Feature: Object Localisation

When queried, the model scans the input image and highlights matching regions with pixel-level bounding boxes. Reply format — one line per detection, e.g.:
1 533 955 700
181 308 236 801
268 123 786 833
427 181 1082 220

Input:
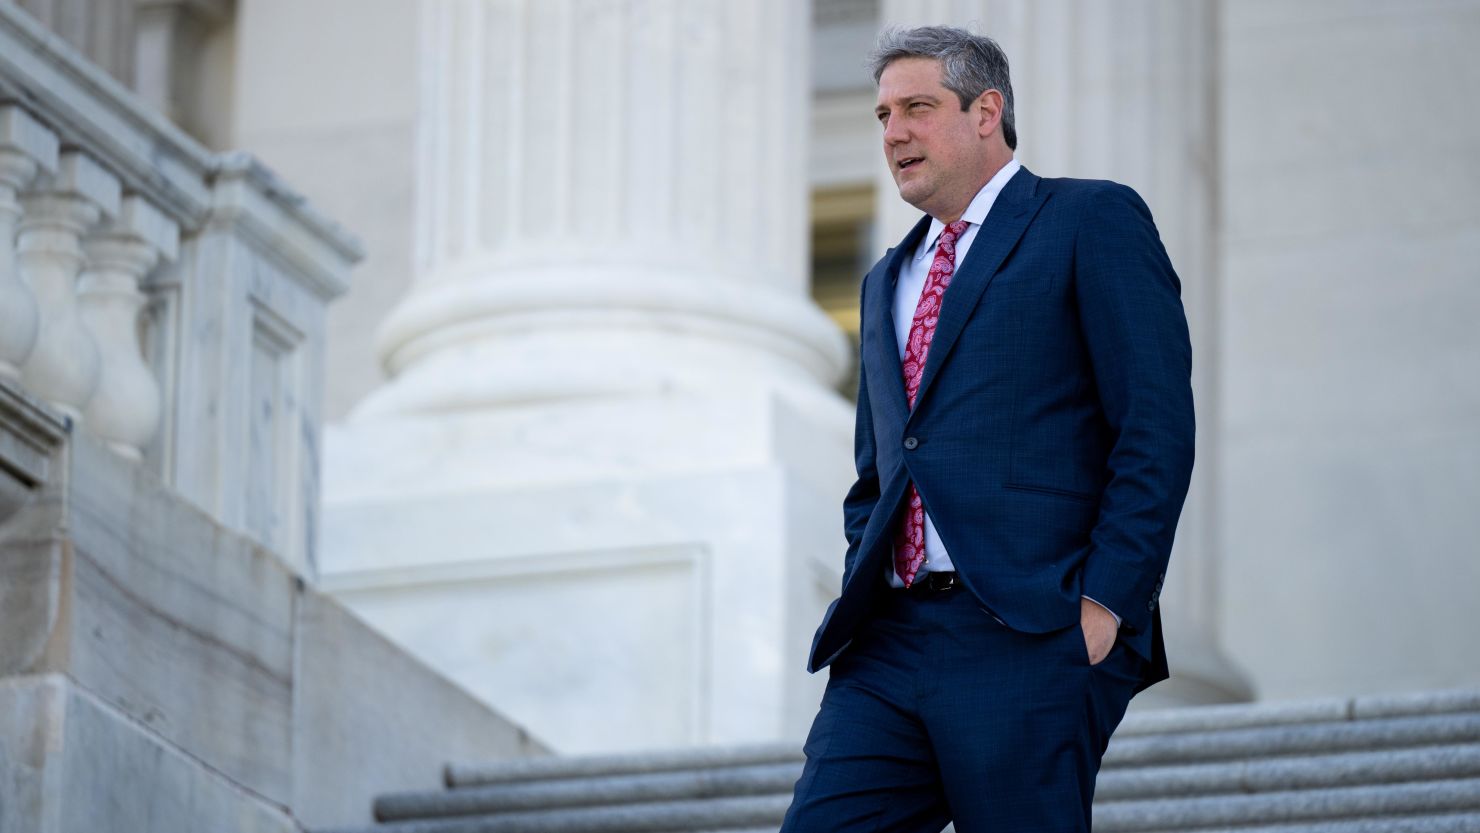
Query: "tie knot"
939 220 969 249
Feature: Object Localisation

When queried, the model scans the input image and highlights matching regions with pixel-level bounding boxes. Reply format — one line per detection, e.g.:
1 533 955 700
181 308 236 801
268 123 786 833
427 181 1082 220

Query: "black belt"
903 571 962 592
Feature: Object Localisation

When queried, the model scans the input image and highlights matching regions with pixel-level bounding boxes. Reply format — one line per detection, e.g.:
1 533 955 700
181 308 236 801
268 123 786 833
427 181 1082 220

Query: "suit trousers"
781 586 1143 833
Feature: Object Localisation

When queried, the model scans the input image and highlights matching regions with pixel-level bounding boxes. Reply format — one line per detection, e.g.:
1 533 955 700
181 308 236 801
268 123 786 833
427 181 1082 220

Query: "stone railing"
0 2 360 575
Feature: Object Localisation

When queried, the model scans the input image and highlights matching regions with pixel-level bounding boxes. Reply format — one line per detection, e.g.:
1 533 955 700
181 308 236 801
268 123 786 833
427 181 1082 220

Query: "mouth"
896 156 923 171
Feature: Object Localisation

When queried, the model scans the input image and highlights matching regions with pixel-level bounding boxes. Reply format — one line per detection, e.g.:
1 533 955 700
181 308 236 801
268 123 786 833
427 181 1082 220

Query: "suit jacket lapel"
862 214 932 430
911 167 1048 416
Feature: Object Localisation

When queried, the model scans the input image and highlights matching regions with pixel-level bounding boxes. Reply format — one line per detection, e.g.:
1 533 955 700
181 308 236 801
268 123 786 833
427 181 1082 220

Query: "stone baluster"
18 151 122 419
0 107 59 380
78 195 179 459
17 151 122 417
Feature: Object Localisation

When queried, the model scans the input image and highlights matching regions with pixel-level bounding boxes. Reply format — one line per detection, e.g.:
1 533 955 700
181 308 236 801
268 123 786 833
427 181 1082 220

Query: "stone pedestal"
322 0 854 753
877 0 1251 704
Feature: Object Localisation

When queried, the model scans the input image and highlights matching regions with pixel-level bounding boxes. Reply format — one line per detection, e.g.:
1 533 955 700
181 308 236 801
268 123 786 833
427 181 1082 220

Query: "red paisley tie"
894 220 969 587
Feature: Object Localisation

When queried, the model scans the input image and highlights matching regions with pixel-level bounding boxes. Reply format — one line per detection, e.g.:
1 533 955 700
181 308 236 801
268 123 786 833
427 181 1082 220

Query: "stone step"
1103 713 1480 767
330 776 1480 833
1163 812 1480 833
378 743 1480 822
1094 777 1480 832
1096 743 1480 801
320 689 1480 833
323 794 792 833
446 744 801 789
376 763 800 821
1114 689 1480 737
437 690 1480 790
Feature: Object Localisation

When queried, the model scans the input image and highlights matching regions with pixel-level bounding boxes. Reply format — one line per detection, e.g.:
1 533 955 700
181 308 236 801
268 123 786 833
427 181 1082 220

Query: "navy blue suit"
784 167 1194 832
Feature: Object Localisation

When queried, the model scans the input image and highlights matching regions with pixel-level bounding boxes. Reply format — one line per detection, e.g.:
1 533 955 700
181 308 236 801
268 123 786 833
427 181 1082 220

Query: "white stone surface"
0 2 215 219
1 380 543 829
293 581 546 828
0 106 57 379
79 195 179 459
231 0 423 422
150 156 355 574
132 0 235 147
324 0 858 757
359 0 842 417
321 0 854 753
0 379 68 682
2 8 546 831
811 90 882 191
17 151 120 418
0 674 297 833
1 2 359 573
324 385 852 753
1217 0 1480 701
61 432 299 804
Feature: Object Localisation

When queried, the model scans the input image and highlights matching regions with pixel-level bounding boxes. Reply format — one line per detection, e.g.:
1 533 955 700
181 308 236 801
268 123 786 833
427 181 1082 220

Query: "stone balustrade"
0 2 361 575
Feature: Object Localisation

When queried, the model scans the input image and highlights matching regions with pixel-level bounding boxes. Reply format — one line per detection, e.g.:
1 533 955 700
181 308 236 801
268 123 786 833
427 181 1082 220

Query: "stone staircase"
321 689 1480 833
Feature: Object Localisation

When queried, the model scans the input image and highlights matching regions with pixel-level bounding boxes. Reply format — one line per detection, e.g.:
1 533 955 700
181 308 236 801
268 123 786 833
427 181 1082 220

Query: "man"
781 26 1194 833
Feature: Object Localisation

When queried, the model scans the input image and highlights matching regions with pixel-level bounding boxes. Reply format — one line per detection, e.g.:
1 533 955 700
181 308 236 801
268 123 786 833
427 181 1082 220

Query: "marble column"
0 107 58 380
132 0 233 145
78 195 179 460
324 0 852 753
18 151 121 419
356 0 840 418
877 0 1250 704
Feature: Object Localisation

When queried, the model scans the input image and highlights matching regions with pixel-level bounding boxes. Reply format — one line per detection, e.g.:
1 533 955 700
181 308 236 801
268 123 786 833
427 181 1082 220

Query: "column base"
322 385 855 754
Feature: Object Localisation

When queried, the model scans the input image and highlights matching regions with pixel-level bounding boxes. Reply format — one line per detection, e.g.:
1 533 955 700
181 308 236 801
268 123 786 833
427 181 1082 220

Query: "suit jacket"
807 166 1195 692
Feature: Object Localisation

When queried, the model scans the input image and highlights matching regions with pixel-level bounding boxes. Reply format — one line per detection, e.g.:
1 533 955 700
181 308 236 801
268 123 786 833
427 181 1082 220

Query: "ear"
975 89 1003 139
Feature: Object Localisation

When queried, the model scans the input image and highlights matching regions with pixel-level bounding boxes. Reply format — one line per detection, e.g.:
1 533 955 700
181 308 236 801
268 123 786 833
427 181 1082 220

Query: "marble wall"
0 385 545 831
312 0 855 754
232 0 422 422
1217 0 1480 700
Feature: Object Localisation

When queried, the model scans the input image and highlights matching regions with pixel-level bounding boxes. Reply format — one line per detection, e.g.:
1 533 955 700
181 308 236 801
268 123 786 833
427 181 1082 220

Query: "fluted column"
18 151 122 419
0 107 59 380
325 0 852 754
78 195 179 460
356 0 843 419
877 0 1248 704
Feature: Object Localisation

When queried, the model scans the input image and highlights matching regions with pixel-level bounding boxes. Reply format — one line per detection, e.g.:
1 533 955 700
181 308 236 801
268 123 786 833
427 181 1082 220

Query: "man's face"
875 57 992 221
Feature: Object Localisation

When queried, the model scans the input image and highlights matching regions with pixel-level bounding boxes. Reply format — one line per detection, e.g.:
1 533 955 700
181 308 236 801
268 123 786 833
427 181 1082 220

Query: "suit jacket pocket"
1003 482 1098 503
985 270 1052 298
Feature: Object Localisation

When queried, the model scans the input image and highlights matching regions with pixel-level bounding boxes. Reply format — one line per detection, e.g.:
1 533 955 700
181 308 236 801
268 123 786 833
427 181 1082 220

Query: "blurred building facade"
8 0 1479 760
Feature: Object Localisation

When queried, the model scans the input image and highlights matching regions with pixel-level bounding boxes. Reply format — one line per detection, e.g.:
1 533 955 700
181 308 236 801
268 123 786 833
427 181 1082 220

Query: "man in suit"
781 26 1195 832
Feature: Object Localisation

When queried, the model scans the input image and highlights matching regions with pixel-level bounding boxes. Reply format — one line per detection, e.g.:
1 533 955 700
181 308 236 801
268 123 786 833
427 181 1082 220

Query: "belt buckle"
922 571 958 592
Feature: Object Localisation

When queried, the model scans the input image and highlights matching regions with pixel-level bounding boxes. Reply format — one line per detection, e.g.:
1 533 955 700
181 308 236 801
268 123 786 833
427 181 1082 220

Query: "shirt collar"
917 157 1022 259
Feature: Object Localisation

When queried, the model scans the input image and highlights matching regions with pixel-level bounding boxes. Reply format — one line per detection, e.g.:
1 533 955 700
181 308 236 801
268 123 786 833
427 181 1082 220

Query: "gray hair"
869 25 1017 150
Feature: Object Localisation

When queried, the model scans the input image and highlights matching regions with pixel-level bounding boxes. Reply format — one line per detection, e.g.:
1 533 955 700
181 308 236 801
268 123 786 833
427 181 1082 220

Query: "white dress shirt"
882 158 1119 625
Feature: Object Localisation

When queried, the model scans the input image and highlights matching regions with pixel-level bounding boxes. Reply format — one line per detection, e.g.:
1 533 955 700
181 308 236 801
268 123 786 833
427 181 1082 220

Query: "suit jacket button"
904 437 919 450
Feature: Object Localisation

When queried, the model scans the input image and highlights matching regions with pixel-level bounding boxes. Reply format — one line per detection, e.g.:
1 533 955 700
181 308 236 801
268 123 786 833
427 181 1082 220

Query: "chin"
895 184 927 210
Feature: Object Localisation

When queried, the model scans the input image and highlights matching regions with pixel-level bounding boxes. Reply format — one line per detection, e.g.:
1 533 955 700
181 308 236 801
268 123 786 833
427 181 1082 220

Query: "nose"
882 112 907 145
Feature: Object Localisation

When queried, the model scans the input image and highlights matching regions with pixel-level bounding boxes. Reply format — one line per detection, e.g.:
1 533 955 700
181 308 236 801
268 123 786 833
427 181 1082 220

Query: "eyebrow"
875 94 942 116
